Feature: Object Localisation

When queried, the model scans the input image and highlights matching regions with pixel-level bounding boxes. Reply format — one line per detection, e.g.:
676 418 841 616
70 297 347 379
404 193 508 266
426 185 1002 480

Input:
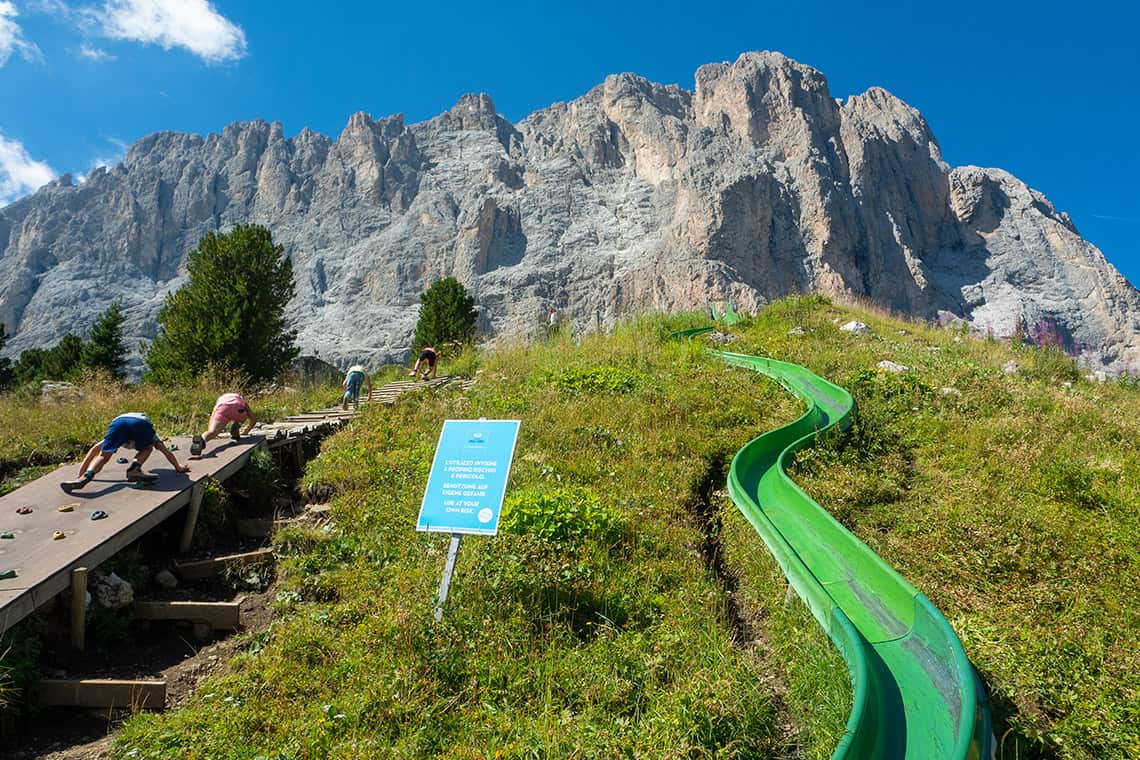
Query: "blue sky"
2 0 1138 284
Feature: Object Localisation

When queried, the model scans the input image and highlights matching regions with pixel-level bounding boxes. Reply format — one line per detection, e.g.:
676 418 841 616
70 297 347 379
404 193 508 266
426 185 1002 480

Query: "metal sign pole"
434 533 463 622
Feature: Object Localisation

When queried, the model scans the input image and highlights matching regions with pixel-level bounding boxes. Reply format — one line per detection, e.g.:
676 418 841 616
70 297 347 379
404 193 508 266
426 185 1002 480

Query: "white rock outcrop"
841 321 872 335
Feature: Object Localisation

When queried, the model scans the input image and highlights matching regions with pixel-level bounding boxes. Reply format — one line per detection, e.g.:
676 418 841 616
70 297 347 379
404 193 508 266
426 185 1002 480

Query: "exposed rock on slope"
2 51 1136 373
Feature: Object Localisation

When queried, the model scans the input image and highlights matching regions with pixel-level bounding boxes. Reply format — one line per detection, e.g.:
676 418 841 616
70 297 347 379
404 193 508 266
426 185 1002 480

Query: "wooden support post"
69 567 87 651
292 438 304 475
179 480 205 554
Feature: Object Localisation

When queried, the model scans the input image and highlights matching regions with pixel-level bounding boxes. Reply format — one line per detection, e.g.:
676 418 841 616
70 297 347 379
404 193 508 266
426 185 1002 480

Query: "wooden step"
133 599 242 629
33 679 166 709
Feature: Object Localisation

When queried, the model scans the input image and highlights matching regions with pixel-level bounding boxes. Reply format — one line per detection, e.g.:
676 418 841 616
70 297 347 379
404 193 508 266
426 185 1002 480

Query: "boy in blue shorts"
341 364 372 410
61 412 190 493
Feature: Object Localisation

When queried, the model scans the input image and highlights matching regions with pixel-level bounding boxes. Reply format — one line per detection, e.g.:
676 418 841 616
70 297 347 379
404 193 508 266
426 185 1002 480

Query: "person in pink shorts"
191 392 257 456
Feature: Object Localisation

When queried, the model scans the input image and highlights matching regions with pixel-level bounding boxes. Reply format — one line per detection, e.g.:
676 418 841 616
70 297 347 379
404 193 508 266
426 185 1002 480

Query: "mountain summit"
2 51 1137 372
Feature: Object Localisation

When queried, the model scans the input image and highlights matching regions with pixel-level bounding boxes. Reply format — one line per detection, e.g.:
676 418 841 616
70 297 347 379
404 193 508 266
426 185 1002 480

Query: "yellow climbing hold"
57 503 77 513
52 530 65 540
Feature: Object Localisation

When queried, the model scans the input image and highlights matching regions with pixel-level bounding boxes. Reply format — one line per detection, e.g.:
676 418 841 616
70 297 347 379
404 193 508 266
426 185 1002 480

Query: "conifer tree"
0 325 12 390
146 225 299 384
82 300 127 379
14 334 84 383
411 277 477 352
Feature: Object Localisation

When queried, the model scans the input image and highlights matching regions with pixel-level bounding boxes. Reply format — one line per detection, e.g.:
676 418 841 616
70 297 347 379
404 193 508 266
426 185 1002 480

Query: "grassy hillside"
6 297 1137 758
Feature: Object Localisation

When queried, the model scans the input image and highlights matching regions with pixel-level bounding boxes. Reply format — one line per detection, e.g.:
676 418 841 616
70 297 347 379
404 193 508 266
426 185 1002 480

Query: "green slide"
718 350 995 759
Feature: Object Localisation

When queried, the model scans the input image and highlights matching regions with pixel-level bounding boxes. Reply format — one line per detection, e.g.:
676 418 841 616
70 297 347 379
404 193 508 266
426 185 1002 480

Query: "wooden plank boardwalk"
0 435 259 635
257 376 467 449
0 375 472 636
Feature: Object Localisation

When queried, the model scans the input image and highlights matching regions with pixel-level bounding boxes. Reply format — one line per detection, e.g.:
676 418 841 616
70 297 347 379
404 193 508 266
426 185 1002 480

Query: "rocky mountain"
2 51 1137 374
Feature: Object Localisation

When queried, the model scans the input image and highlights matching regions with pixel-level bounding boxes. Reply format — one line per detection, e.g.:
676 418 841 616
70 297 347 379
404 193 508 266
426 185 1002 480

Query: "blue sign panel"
417 419 521 535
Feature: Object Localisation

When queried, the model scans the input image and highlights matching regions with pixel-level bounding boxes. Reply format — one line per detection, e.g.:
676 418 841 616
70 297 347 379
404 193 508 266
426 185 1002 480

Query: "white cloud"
0 1 44 66
96 0 245 63
78 42 114 60
0 133 55 205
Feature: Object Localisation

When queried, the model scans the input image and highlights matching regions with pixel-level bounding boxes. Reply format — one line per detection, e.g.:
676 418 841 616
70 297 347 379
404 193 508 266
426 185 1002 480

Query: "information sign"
416 419 520 535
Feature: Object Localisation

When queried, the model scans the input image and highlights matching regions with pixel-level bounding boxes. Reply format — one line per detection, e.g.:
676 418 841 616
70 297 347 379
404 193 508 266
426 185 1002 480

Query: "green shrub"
547 365 643 396
1020 344 1081 384
500 486 626 547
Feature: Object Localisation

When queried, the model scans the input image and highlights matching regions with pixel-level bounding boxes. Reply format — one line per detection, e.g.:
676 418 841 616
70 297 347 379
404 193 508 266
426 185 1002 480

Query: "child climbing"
342 363 372 410
409 346 439 380
191 392 257 457
61 412 190 493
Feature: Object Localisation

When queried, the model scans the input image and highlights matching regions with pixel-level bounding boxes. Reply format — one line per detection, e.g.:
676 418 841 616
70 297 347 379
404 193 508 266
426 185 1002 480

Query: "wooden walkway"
0 435 260 635
257 376 466 449
0 375 471 636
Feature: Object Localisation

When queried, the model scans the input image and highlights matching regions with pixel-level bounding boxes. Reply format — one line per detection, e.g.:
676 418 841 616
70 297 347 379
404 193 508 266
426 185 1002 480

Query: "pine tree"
0 325 12 390
411 277 477 352
82 300 127 379
145 225 299 384
46 334 84 379
15 334 84 383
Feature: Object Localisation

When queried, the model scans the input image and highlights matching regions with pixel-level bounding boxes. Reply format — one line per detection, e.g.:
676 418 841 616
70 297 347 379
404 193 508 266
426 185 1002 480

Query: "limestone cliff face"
2 51 1137 373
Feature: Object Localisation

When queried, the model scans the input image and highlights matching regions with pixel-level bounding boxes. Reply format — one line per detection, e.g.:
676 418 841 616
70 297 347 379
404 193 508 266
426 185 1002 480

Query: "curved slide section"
718 351 995 759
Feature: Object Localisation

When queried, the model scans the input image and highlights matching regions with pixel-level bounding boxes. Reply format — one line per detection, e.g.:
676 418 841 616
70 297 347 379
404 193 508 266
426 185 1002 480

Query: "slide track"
717 349 995 758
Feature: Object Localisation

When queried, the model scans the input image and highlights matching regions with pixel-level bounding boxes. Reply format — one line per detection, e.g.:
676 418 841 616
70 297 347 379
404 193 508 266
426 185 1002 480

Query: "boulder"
94 572 134 610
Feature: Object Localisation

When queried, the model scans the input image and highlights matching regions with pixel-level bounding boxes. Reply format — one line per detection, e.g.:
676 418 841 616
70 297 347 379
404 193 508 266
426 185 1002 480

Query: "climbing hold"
0 569 16 580
116 456 129 464
15 506 32 515
1 532 13 539
57 504 77 513
91 510 108 521
52 530 65 540
168 442 179 451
